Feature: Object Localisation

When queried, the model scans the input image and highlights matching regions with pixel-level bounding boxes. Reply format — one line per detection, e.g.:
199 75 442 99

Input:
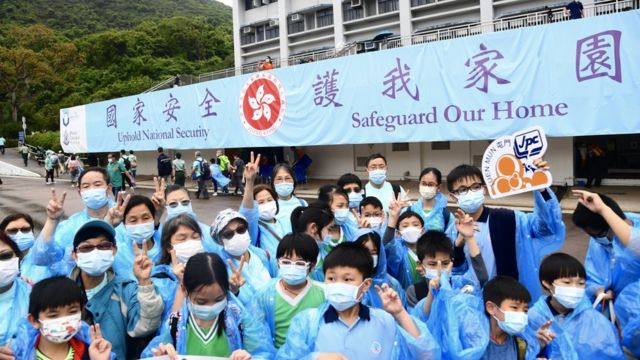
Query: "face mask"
279 264 308 286
76 249 114 276
424 268 440 280
367 217 383 228
275 182 294 197
553 285 585 309
188 298 227 321
494 308 528 335
372 255 379 269
258 201 278 221
222 232 251 257
457 189 485 213
324 282 365 311
108 159 114 164
419 185 437 200
81 188 109 210
39 313 82 344
10 231 35 252
348 192 363 209
594 236 611 246
173 240 204 264
400 227 422 244
334 208 350 225
0 257 20 287
165 203 196 220
126 222 155 245
368 169 387 185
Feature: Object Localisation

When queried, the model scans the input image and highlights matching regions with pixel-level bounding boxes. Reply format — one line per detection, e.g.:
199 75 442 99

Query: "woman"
145 253 275 359
67 154 81 187
0 233 31 349
271 163 307 233
409 167 455 234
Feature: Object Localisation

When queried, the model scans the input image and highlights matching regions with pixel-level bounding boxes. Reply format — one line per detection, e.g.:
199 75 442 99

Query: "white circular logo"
238 72 286 137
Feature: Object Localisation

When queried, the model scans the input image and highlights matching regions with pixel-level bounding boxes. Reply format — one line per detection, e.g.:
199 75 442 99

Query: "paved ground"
0 176 590 262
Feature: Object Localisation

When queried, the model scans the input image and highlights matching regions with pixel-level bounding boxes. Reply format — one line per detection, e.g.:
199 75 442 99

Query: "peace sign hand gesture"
133 239 153 286
151 176 166 215
46 188 67 220
351 209 370 228
105 192 130 227
375 283 404 316
88 324 112 360
228 257 246 296
244 151 261 183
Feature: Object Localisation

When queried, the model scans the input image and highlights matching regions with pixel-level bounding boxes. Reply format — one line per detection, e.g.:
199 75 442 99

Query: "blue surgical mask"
425 268 440 280
348 192 363 209
189 298 227 321
334 209 350 225
275 182 294 197
324 282 365 311
553 285 585 309
368 169 387 185
279 264 308 286
81 188 109 210
494 307 528 335
165 203 196 220
457 189 485 213
76 249 114 276
126 222 156 245
10 231 35 252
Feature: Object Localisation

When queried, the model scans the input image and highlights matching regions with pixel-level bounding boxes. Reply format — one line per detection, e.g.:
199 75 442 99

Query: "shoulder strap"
515 336 528 360
259 221 283 243
414 280 429 301
169 314 180 347
391 184 401 199
442 207 450 229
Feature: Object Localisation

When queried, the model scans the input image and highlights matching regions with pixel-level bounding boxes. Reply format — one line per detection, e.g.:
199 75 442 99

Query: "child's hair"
29 276 85 320
290 202 334 236
359 196 383 212
446 164 484 192
164 184 190 199
331 189 349 205
123 195 156 221
396 210 425 229
417 230 453 262
183 253 228 336
323 242 373 279
317 185 337 203
419 167 443 185
270 163 297 190
0 213 34 233
253 184 279 214
483 275 531 309
355 231 381 254
337 173 362 190
276 233 319 263
0 232 21 260
572 193 626 233
366 153 387 167
539 253 586 291
159 214 202 264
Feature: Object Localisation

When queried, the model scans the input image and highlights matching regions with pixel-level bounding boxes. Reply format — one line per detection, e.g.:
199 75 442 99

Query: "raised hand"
572 189 606 214
454 209 477 239
388 196 402 219
133 240 152 286
375 283 403 316
46 188 67 220
228 257 246 295
244 151 261 182
151 343 177 360
105 192 130 227
532 158 550 171
229 349 253 360
535 320 555 348
88 324 112 360
151 176 166 214
170 249 185 283
397 189 412 208
351 209 370 228
0 342 15 360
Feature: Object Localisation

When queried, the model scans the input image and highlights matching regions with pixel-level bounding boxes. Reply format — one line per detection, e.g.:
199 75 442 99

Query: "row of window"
240 24 280 45
244 0 278 11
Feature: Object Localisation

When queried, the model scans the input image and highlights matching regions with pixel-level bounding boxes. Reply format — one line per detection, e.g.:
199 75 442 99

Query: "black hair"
158 147 164 153
253 184 279 215
419 167 442 185
29 276 86 320
366 153 387 167
123 195 156 221
164 184 190 200
183 253 228 336
0 213 35 232
355 231 381 255
331 189 349 205
417 230 453 261
270 163 297 193
446 164 484 192
397 210 425 229
290 202 334 238
175 152 182 159
159 214 202 264
483 276 531 310
337 173 362 190
129 150 134 154
276 233 319 264
572 193 626 233
120 149 126 155
78 167 110 186
0 232 22 260
539 253 586 291
359 196 383 212
317 185 337 203
323 242 373 279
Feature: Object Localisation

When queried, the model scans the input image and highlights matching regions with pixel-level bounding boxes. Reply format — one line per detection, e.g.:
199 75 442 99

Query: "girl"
271 163 307 233
408 167 455 234
326 189 359 247
290 202 335 281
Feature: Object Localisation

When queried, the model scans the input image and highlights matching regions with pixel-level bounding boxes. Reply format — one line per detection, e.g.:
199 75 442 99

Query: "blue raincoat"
276 302 441 360
210 163 231 188
19 245 68 283
384 234 422 289
408 192 456 233
614 279 640 357
241 203 287 275
149 264 179 326
0 279 31 347
153 220 220 256
362 230 406 309
142 294 275 359
112 224 163 281
528 296 624 360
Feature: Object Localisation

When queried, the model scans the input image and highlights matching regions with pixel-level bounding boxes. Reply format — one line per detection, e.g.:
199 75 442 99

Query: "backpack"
200 160 211 178
50 155 59 166
123 157 131 170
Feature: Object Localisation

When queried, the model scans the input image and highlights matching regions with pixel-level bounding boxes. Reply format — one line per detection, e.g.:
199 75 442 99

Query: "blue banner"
60 11 640 153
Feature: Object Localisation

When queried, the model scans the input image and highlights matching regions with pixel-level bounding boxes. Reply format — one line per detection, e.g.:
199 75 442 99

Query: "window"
411 0 435 6
288 16 305 34
343 2 364 21
392 143 409 151
240 31 255 45
378 0 399 13
316 8 334 28
265 25 279 40
431 141 451 150
256 25 265 42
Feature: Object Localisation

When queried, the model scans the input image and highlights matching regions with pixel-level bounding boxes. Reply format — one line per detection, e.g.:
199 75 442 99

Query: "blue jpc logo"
513 129 543 159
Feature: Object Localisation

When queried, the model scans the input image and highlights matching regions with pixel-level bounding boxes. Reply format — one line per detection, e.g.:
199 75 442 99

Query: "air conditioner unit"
252 0 261 7
268 19 279 27
364 41 376 50
262 0 270 4
291 13 302 22
242 26 253 34
351 0 362 7
356 43 364 51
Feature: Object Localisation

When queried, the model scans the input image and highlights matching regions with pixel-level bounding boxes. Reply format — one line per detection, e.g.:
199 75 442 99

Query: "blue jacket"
113 225 163 281
149 264 179 327
528 296 624 360
154 220 220 256
614 279 640 356
241 203 287 275
585 212 640 301
363 229 406 309
408 192 455 233
0 279 31 346
276 302 441 360
142 294 275 359
19 246 67 283
210 163 231 187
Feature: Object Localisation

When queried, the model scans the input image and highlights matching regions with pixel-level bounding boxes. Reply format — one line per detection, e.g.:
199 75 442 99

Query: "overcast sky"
217 0 233 7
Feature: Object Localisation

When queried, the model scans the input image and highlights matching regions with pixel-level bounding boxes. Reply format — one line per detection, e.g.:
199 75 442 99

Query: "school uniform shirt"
273 280 325 348
185 314 231 357
365 182 406 213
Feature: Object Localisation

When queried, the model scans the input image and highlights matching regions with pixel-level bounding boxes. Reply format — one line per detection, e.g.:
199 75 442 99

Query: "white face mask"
125 222 156 245
367 217 383 228
0 257 20 287
553 285 585 309
419 185 437 200
494 308 528 335
368 169 387 185
324 281 365 311
173 240 204 264
76 249 114 277
371 255 379 269
400 227 422 244
333 208 350 225
258 201 278 221
189 299 227 321
39 313 82 344
223 232 251 257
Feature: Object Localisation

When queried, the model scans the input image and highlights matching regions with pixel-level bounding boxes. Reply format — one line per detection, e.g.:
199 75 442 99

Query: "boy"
10 276 114 360
359 196 386 230
572 190 640 303
251 233 325 349
446 162 565 300
364 154 406 213
528 253 624 359
277 242 440 359
384 206 426 288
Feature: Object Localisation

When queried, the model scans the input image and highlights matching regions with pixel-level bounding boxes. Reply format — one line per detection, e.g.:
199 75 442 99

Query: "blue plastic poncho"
408 192 456 233
0 278 31 347
211 163 231 188
614 279 640 357
361 229 407 309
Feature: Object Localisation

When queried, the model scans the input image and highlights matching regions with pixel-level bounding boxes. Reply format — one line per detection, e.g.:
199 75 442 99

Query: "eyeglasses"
167 200 191 208
279 259 310 269
450 183 483 196
5 227 32 236
76 242 114 253
220 225 247 241
0 252 16 261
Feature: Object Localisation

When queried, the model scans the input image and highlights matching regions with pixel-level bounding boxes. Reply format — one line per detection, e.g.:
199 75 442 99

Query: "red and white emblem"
238 72 286 137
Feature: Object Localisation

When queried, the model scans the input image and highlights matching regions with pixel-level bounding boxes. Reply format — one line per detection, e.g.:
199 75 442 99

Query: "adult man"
231 153 245 195
172 152 186 186
364 153 406 213
192 151 209 199
119 149 134 190
128 150 138 179
217 150 230 178
565 0 583 19
0 135 6 155
107 153 132 197
157 147 172 183
18 142 29 166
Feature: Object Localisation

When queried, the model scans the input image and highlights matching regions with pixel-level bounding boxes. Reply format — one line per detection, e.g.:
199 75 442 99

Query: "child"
290 202 335 281
359 196 386 231
528 253 624 359
384 206 426 288
277 242 440 359
336 173 364 210
446 163 565 300
271 163 308 233
250 233 325 349
10 276 114 359
327 189 359 246
146 253 275 359
572 190 640 304
408 167 455 234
